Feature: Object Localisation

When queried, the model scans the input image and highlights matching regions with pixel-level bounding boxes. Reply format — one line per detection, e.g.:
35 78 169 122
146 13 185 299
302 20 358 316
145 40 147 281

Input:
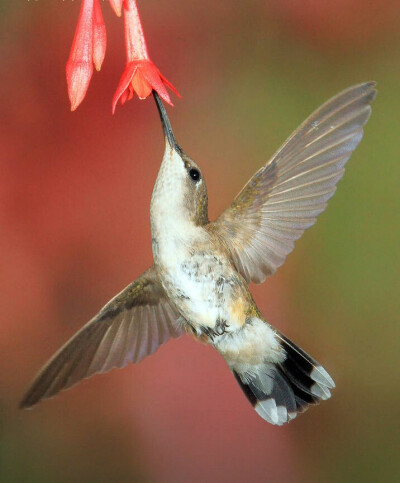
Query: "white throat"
150 143 200 266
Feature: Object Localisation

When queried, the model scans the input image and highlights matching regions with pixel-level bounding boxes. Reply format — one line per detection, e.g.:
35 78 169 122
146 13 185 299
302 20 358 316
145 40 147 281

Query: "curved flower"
112 0 180 113
66 0 107 111
66 0 179 112
112 59 179 113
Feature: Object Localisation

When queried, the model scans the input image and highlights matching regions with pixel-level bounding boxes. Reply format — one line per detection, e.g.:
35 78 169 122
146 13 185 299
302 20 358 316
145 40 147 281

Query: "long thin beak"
153 91 180 152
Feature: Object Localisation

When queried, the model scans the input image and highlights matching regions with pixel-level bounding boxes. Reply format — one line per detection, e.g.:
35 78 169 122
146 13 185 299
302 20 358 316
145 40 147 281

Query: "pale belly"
159 250 248 333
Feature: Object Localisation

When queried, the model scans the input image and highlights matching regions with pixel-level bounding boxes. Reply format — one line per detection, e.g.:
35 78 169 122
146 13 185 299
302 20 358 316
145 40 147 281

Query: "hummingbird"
20 82 376 425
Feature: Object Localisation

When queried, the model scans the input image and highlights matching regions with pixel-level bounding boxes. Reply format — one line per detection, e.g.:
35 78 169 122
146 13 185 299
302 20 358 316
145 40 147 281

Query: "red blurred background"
1 1 399 482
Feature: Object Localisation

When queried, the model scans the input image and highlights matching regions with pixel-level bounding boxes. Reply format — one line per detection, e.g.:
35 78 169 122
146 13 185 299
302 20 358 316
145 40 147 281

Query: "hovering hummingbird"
20 82 376 425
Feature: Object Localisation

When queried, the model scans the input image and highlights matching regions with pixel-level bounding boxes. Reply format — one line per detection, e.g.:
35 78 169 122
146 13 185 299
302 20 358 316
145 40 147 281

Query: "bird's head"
151 92 208 227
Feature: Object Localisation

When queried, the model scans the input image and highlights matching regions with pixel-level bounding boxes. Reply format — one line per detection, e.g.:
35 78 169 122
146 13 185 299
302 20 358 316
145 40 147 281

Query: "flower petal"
93 0 107 71
108 0 123 17
139 61 173 105
66 0 94 111
160 72 181 98
127 85 135 101
112 62 137 113
119 88 129 106
131 68 153 99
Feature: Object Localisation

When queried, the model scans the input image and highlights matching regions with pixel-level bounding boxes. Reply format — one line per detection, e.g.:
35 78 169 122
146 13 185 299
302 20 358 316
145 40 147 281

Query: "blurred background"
1 1 399 481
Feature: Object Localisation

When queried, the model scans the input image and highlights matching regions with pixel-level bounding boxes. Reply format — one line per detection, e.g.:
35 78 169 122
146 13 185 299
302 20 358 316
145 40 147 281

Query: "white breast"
164 247 237 329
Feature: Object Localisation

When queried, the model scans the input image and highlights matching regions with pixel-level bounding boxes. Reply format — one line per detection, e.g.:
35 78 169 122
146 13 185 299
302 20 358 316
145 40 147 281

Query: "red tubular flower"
66 0 178 112
112 0 180 113
66 0 107 111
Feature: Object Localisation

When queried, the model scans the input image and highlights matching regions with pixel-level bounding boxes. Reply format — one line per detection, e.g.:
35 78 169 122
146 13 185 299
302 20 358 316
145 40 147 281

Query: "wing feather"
20 266 183 408
209 82 376 283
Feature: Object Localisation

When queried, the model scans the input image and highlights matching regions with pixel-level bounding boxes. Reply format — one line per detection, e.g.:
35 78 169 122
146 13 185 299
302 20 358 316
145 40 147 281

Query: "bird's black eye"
189 168 201 182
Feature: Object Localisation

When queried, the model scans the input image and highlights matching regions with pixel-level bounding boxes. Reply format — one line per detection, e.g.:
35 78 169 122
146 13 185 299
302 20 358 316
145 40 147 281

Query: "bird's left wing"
20 266 183 408
208 82 376 284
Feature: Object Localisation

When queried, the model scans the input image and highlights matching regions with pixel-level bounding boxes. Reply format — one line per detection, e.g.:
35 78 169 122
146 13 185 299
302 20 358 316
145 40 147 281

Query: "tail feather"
233 331 335 425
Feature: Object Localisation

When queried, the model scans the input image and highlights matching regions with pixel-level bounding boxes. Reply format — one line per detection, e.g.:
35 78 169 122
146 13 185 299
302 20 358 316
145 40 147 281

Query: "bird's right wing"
209 82 376 284
20 266 184 408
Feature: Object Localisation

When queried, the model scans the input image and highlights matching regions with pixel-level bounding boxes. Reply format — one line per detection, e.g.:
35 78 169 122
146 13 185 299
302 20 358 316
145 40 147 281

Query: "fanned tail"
233 330 335 426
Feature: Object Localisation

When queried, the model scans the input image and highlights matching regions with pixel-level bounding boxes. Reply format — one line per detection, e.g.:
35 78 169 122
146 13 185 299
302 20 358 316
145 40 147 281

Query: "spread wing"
209 82 376 284
20 266 183 408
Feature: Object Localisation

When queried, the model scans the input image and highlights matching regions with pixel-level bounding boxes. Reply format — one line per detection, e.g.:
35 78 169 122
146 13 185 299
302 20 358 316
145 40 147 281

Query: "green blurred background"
1 1 399 482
